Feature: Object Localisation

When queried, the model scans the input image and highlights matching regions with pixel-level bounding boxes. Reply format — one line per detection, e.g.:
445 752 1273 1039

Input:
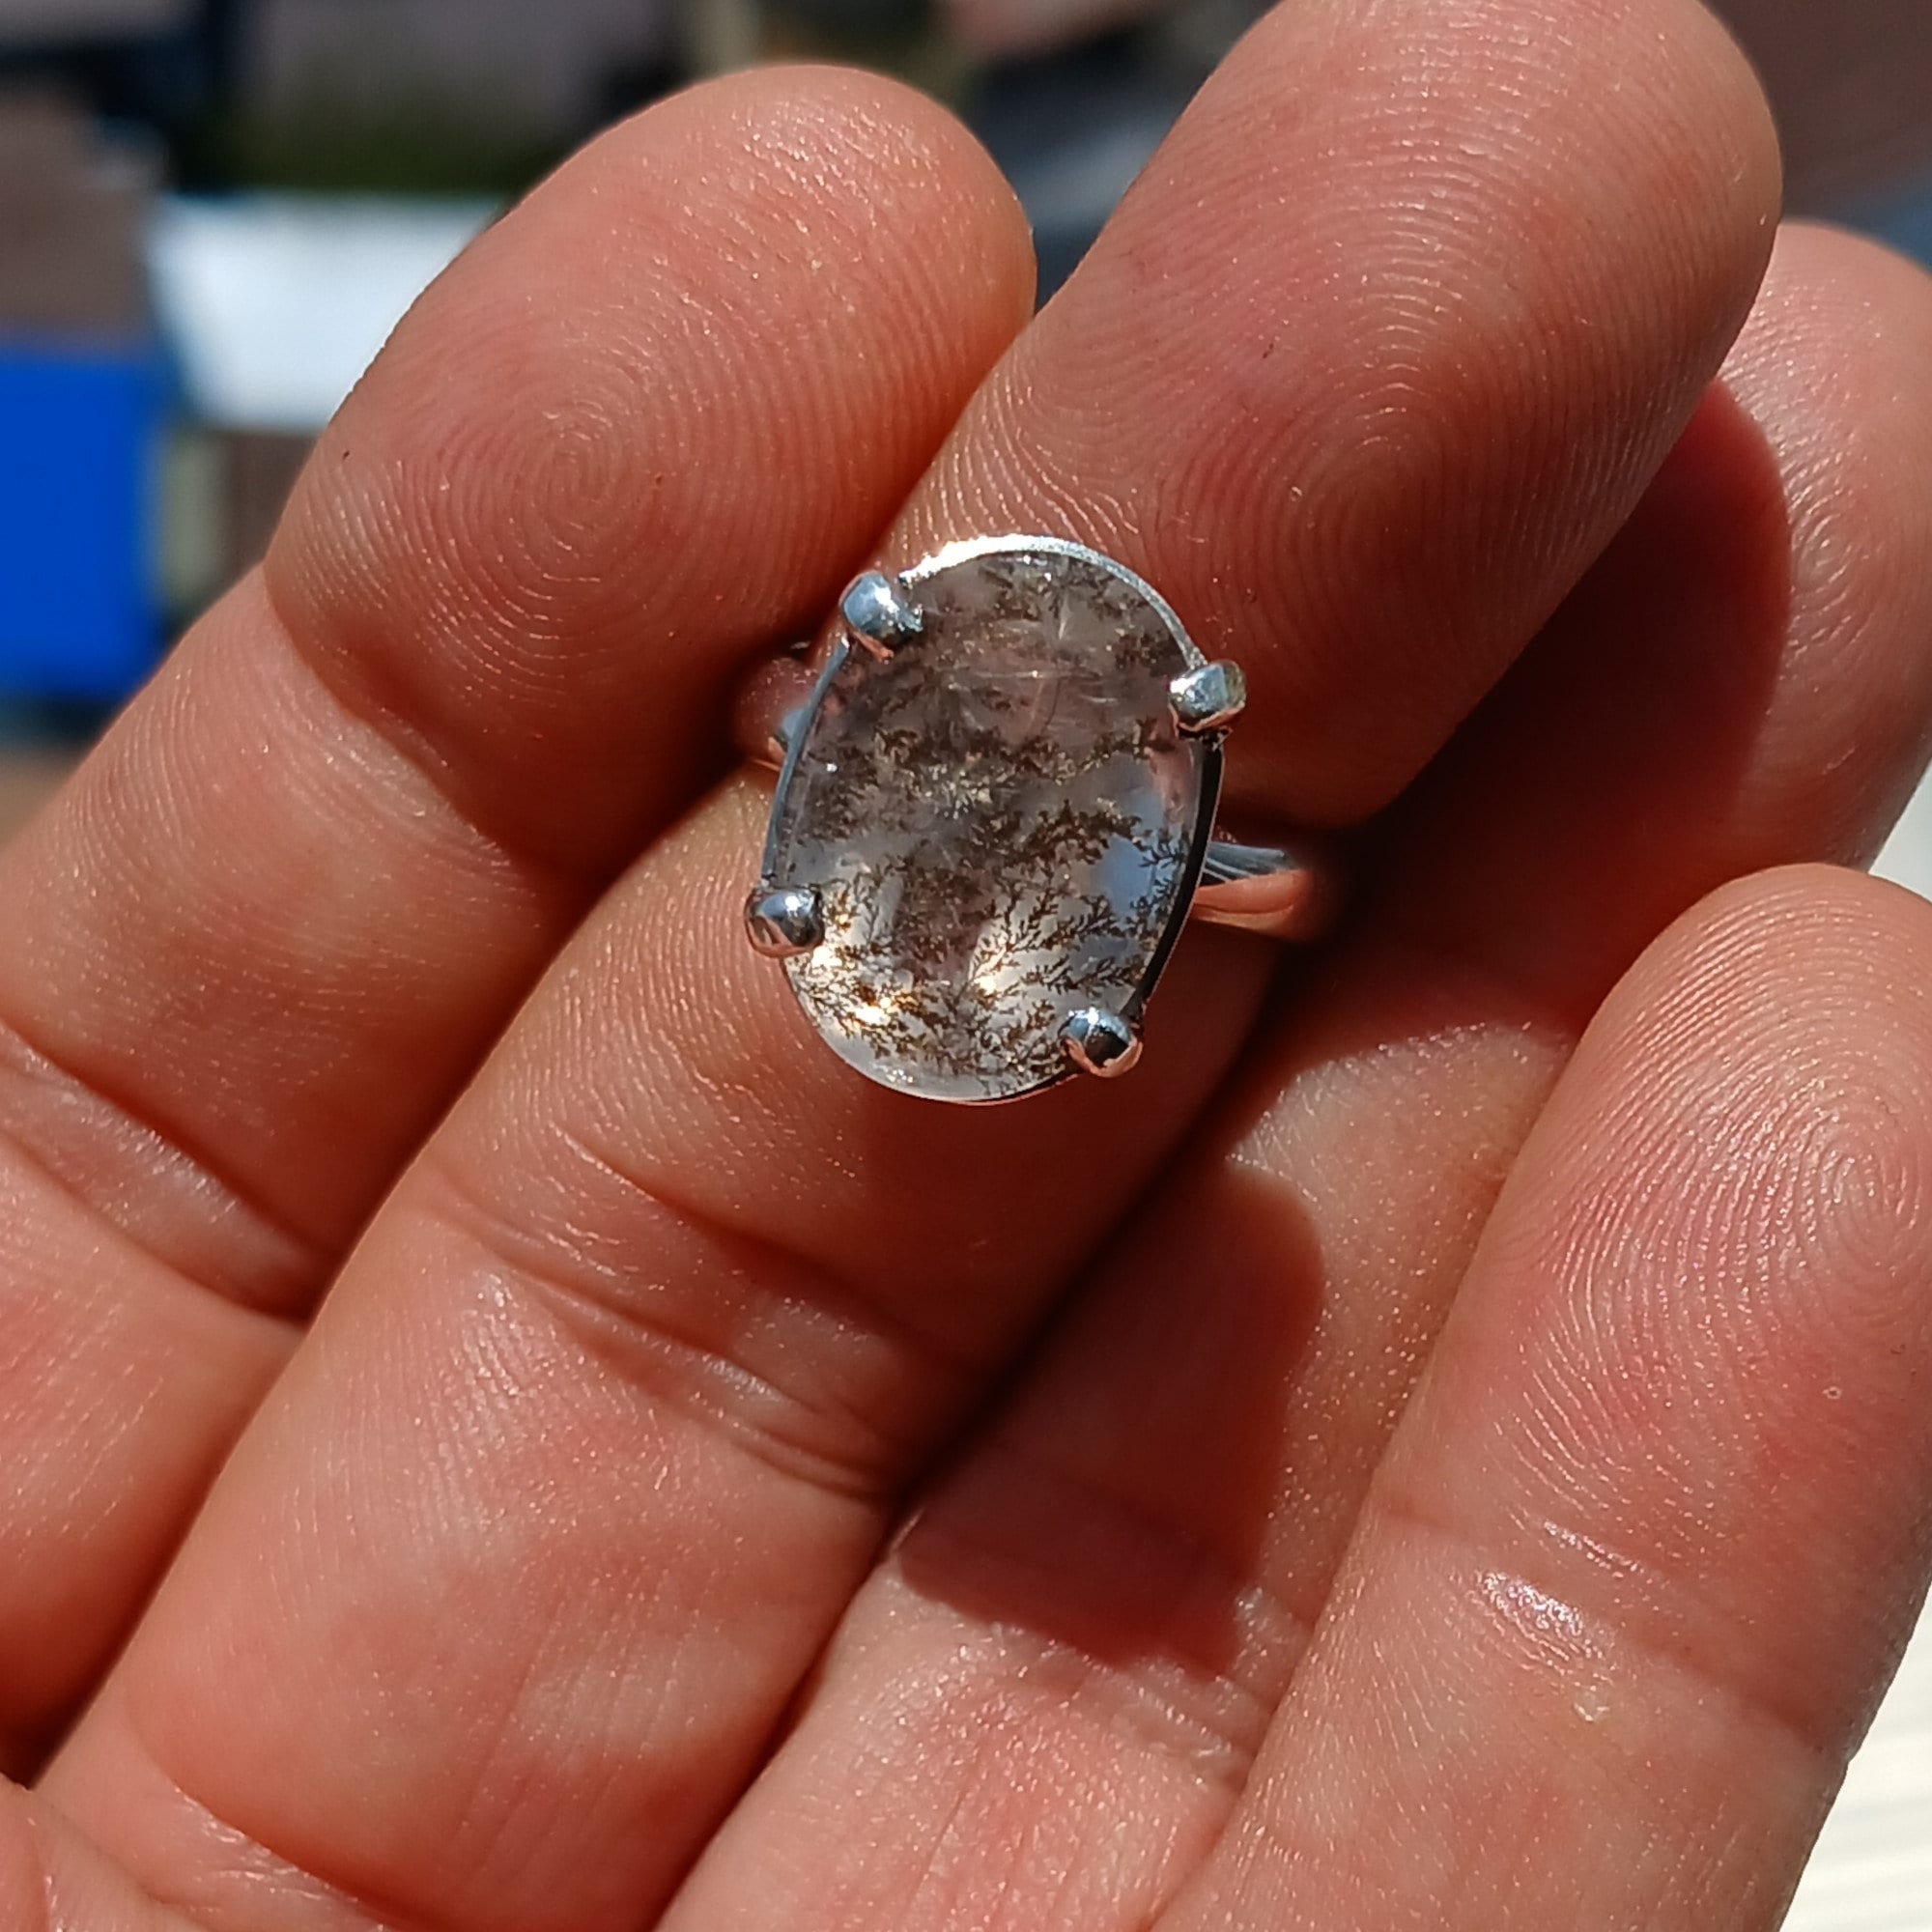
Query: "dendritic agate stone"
764 542 1212 1102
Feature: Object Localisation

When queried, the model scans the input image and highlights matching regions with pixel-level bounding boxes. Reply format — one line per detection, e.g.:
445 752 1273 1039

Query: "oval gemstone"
765 542 1212 1103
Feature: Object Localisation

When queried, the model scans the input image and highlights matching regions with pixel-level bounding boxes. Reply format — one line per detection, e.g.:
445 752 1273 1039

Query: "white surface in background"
148 194 495 434
1873 766 1932 904
1792 1623 1932 1932
1788 785 1932 1932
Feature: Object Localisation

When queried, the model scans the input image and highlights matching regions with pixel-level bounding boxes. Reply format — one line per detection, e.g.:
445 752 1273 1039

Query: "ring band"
738 535 1333 1104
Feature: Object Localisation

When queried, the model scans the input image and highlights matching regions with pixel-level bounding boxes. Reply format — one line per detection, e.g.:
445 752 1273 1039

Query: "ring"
740 535 1331 1104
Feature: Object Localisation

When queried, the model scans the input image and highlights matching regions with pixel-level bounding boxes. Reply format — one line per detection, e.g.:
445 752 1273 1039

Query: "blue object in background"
1849 167 1932 270
0 338 165 703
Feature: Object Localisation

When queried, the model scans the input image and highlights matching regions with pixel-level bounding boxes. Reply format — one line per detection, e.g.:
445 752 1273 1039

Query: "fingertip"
611 62 1038 339
1725 220 1932 583
907 0 1788 827
1718 226 1932 842
1392 860 1932 1782
265 63 1034 876
1577 862 1932 1224
1672 0 1785 265
1528 858 1932 1486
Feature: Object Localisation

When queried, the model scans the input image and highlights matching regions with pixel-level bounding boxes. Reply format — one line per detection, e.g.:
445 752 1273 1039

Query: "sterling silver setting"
743 534 1325 1104
839 570 923 658
1170 661 1249 736
744 885 825 959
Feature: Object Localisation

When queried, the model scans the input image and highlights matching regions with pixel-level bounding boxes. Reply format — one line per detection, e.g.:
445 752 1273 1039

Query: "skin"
4 2 1932 1926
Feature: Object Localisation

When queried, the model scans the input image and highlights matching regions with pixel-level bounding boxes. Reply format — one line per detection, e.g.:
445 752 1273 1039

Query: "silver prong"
840 570 923 658
764 703 810 767
1062 1007 1144 1080
1170 661 1248 736
745 885 824 959
1192 836 1334 942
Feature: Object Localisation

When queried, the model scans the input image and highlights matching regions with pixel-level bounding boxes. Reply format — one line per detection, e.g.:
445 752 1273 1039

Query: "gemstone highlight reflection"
762 540 1215 1103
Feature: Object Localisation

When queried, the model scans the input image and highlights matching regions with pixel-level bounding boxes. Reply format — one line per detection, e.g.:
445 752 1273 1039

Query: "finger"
900 0 1780 823
653 222 1932 1932
42 4 1779 1928
1157 866 1932 1931
0 68 1032 1763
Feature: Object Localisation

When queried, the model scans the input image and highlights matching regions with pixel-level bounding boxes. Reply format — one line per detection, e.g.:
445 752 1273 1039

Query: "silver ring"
739 534 1332 1105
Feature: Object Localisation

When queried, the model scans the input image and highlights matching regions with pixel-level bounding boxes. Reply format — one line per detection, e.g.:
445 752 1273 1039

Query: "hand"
6 5 1932 1928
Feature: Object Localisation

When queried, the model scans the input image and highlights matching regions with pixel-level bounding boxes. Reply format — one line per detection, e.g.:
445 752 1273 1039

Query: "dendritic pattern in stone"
763 542 1212 1102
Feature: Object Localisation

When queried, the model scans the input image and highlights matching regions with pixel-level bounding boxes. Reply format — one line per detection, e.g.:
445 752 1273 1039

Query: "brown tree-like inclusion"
768 545 1208 1103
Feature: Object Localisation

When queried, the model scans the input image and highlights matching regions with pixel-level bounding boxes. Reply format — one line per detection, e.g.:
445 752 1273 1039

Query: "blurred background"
0 5 1929 1923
